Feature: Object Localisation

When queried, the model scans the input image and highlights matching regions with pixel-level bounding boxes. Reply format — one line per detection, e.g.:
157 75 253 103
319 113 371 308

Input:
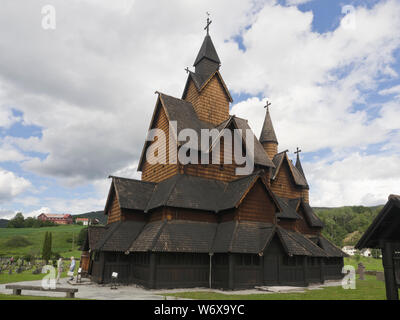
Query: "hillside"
314 205 383 247
0 225 85 257
73 210 106 225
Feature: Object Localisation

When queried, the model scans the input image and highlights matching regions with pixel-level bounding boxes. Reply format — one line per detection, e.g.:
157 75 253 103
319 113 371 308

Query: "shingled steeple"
193 34 221 78
260 104 278 159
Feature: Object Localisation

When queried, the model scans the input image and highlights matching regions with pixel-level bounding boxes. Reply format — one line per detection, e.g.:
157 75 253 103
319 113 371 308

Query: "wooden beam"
382 242 399 300
149 253 157 289
228 254 235 290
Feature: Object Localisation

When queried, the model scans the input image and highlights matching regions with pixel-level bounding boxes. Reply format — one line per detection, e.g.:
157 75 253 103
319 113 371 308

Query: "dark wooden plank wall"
271 160 303 199
142 106 178 183
236 181 276 223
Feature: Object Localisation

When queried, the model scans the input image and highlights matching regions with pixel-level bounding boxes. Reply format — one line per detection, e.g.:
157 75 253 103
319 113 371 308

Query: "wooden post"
320 258 325 284
99 252 105 284
149 253 156 289
303 256 309 287
228 254 235 290
382 242 399 300
209 253 213 289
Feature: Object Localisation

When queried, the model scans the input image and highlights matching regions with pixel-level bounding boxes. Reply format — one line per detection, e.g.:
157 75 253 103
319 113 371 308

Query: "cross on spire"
295 147 302 155
185 67 190 74
204 12 212 35
264 100 272 112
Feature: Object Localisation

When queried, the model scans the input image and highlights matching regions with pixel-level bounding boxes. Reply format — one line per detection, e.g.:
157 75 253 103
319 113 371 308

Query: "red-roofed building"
76 218 89 226
37 213 73 225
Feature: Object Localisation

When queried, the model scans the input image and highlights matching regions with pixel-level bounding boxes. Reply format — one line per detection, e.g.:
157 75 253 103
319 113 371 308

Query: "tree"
77 227 88 247
24 217 36 228
41 232 52 264
8 213 25 228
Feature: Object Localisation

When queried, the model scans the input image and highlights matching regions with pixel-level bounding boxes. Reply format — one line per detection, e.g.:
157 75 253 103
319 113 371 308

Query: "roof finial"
204 12 212 35
264 100 272 112
295 147 302 156
185 67 190 74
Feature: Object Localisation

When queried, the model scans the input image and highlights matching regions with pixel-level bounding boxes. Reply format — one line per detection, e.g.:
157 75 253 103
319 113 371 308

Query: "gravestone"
16 267 22 274
357 263 366 280
376 271 385 282
8 269 12 275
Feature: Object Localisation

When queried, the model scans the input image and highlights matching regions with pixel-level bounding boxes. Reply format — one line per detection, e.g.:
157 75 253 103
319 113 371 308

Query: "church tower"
260 105 278 159
182 17 233 125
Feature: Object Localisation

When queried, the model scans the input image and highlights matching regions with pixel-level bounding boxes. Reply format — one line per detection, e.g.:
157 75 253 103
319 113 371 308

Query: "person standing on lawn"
69 257 75 281
56 257 63 284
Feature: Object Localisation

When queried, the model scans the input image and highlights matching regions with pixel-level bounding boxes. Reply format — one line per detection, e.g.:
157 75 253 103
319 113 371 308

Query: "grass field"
0 225 85 258
0 259 74 284
344 256 383 272
162 275 398 300
162 257 388 300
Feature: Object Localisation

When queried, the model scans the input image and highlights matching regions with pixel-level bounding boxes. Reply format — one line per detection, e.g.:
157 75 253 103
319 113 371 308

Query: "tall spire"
260 102 278 144
193 14 221 77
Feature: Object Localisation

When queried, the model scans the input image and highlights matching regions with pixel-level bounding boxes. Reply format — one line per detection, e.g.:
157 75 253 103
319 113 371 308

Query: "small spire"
260 101 278 144
295 147 307 181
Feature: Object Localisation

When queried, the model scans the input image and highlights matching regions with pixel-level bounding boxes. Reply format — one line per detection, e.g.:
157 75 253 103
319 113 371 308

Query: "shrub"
5 236 32 248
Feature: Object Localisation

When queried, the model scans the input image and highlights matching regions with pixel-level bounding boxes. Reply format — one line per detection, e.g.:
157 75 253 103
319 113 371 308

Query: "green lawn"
344 256 383 272
0 260 73 284
162 276 397 300
0 225 85 257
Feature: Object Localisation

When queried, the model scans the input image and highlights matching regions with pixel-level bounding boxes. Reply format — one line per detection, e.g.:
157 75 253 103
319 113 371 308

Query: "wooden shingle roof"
356 195 400 249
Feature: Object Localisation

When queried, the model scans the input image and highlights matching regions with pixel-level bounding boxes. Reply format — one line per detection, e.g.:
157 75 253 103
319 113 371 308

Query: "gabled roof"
260 108 278 144
137 92 214 171
232 117 275 168
82 226 106 251
101 221 145 253
276 227 327 257
300 201 324 228
310 236 348 257
106 177 156 212
104 172 280 215
212 221 276 254
274 195 302 220
138 92 273 171
272 151 309 188
356 195 400 249
93 219 340 257
182 70 233 102
193 34 221 66
146 172 280 213
145 174 225 213
129 220 217 253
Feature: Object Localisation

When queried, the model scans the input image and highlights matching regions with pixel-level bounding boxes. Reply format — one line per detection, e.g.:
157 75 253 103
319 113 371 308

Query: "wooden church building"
82 22 346 289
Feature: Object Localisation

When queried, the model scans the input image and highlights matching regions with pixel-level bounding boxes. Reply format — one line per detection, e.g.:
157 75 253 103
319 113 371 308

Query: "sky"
0 0 400 219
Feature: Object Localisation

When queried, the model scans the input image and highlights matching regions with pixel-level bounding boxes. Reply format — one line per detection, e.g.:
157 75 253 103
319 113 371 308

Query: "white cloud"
0 0 400 208
306 153 400 206
0 143 27 162
0 169 31 203
285 0 314 5
379 84 400 97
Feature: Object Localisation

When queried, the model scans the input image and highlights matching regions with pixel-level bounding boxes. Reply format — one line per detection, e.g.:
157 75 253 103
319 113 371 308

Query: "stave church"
81 21 346 289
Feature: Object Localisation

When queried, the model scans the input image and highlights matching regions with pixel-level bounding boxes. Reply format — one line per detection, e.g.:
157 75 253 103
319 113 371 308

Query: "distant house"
76 218 89 226
342 246 357 256
361 248 372 257
37 213 73 225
